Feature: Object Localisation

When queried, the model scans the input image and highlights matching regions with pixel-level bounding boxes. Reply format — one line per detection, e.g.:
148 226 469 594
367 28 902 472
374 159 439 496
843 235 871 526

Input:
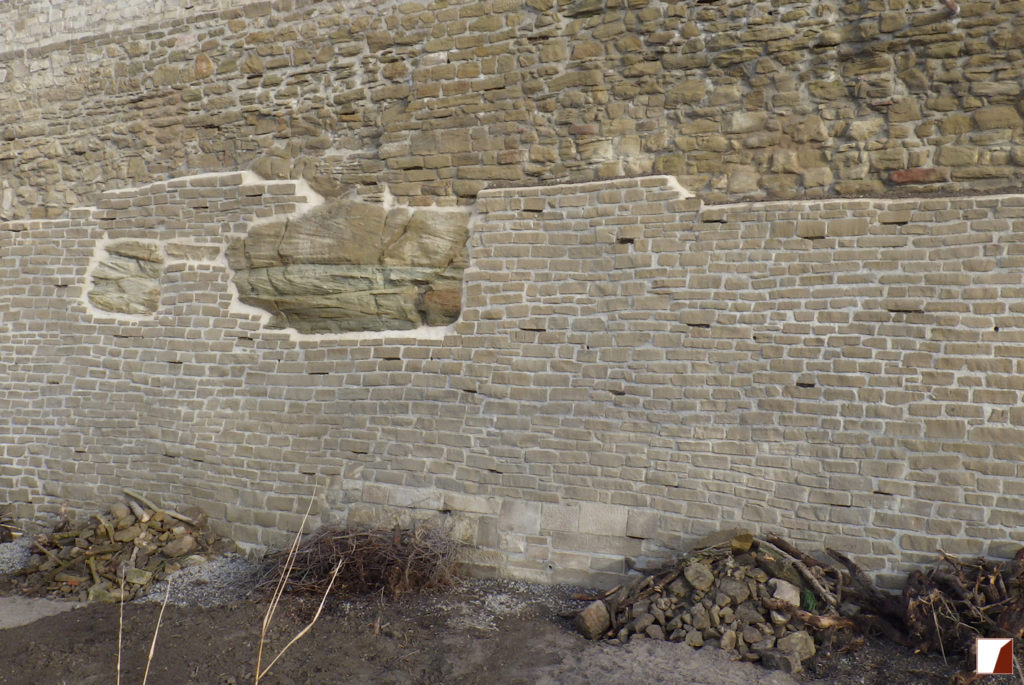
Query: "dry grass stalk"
141 576 172 685
254 491 318 685
256 555 343 681
116 573 125 685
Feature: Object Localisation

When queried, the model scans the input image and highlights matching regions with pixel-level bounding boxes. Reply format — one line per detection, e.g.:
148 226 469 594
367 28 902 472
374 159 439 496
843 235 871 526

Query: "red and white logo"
976 638 1014 675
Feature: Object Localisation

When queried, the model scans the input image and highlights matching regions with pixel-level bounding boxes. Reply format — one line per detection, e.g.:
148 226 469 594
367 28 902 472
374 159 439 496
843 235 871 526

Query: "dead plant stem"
257 556 343 680
116 574 124 685
141 576 172 685
255 488 318 685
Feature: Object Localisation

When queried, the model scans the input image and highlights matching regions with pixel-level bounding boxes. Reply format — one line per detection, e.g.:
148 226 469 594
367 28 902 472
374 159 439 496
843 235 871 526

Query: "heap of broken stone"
574 531 848 674
2 492 231 602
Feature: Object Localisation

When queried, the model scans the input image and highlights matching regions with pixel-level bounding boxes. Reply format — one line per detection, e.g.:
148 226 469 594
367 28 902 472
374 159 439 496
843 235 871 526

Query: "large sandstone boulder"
228 198 470 333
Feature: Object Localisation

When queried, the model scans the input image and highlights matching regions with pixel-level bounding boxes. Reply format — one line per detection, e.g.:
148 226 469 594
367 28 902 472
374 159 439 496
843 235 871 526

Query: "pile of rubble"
574 531 840 673
3 491 232 602
573 530 1024 678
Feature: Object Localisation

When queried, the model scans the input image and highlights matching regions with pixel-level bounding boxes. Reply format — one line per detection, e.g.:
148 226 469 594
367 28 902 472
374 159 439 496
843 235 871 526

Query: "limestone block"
725 112 768 134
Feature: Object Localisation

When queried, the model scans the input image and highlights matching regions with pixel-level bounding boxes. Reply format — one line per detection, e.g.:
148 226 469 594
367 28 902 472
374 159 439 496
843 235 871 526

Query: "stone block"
975 105 1023 130
725 112 768 134
626 509 659 539
578 502 628 537
541 503 579 532
889 167 948 184
499 500 541 534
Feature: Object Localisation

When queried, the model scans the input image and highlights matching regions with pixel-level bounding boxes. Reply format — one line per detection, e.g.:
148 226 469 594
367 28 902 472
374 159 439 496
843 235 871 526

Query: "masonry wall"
2 0 1024 221
0 0 246 49
4 172 1024 587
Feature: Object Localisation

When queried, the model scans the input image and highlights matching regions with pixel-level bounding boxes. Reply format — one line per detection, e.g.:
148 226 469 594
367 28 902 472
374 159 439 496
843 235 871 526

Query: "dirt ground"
0 578 981 685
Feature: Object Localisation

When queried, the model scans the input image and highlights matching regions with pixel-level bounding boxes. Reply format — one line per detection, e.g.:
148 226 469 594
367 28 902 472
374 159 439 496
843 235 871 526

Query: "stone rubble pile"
3 492 232 602
574 531 857 674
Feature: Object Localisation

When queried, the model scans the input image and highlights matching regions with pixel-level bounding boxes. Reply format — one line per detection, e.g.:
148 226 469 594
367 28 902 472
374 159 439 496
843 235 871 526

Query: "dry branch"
259 521 461 599
762 598 855 630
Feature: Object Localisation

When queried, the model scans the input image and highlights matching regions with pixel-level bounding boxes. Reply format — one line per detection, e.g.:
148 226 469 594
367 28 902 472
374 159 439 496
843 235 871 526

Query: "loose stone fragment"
777 630 816 663
124 568 153 585
645 624 665 640
162 534 195 558
719 577 751 604
574 600 611 640
759 649 804 673
684 562 715 591
720 629 737 650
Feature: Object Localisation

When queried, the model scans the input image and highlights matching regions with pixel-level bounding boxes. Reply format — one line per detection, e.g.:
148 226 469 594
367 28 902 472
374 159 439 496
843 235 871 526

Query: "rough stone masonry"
2 0 1024 586
2 0 1024 219
3 172 1024 588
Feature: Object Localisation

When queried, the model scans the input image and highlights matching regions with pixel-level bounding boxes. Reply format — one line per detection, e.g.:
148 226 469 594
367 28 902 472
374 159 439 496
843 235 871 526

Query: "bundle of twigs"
259 521 461 598
904 548 1024 658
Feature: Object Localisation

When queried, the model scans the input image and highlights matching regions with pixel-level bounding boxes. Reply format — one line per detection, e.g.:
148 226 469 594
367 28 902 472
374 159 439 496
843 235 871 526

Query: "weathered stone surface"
759 649 804 673
123 568 153 585
381 210 469 268
4 0 1023 221
684 562 715 592
226 199 470 332
718 577 751 604
889 167 948 184
277 201 390 266
768 578 801 606
88 241 165 315
574 600 610 639
162 534 195 558
777 630 816 663
113 524 144 543
974 105 1024 130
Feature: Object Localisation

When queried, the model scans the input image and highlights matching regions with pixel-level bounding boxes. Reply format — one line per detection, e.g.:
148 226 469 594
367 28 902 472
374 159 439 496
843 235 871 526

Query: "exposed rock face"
87 241 164 315
226 199 470 333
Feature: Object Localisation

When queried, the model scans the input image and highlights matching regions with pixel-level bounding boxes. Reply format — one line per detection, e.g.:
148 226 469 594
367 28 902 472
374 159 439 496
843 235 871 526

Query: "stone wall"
2 0 1024 221
4 172 1024 587
0 0 247 50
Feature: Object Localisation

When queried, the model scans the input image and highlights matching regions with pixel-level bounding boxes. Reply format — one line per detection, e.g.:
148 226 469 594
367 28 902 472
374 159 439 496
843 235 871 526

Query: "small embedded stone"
889 167 947 184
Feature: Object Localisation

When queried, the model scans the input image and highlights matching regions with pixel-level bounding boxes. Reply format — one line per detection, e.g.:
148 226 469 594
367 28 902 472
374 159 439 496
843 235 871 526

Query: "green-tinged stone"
124 568 153 585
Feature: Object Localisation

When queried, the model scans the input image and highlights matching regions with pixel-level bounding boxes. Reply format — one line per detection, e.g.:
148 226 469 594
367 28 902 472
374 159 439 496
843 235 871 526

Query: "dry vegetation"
257 520 462 598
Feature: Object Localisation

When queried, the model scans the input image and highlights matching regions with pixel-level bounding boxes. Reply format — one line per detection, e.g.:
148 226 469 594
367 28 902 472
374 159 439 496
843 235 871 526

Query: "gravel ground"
0 538 32 576
139 554 263 607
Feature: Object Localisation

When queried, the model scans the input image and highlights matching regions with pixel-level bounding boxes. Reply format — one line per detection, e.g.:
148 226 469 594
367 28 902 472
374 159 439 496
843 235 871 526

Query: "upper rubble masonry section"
0 0 251 52
7 171 471 334
1 0 1023 221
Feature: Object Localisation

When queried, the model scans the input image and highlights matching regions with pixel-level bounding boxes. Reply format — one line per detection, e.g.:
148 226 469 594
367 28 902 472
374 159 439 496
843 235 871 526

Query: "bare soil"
0 578 979 685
